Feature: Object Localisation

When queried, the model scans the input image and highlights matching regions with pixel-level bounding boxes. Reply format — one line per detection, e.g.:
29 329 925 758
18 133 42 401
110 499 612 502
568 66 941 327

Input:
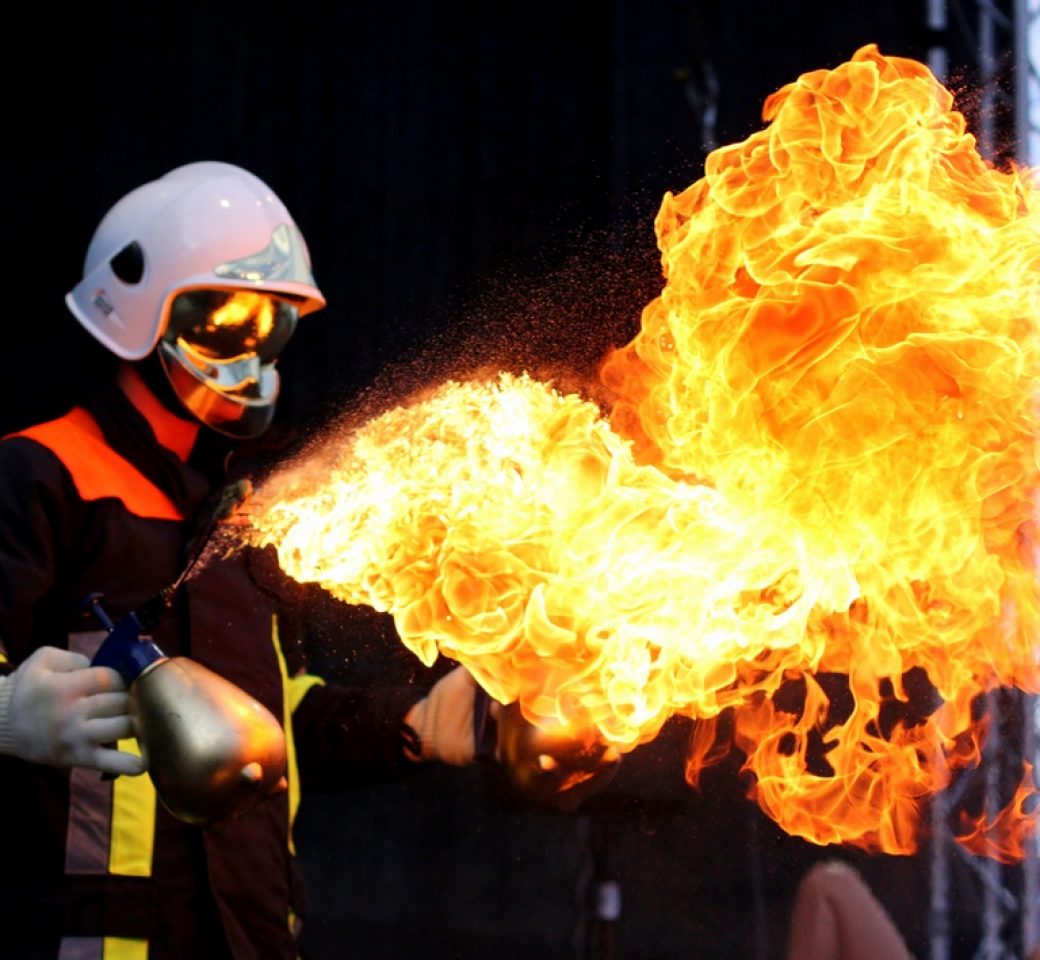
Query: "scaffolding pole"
1025 698 1039 956
1014 4 1040 957
1014 0 1040 168
925 2 1037 958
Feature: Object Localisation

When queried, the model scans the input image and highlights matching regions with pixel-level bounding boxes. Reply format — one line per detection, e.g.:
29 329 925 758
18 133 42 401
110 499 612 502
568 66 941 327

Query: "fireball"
245 45 1040 858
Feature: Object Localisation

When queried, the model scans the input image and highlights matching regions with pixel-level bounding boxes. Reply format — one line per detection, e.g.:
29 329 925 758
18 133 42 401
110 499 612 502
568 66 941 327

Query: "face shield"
157 288 301 439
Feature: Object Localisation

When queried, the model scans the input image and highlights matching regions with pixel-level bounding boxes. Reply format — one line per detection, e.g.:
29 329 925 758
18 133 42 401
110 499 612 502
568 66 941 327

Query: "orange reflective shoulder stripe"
13 408 183 521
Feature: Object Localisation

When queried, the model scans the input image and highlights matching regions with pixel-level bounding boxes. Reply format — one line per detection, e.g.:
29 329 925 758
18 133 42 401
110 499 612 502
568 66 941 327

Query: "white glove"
0 646 145 776
403 666 479 766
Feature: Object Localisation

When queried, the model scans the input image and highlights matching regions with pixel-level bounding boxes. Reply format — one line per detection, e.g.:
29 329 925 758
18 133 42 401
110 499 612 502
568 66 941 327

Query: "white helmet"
66 161 326 437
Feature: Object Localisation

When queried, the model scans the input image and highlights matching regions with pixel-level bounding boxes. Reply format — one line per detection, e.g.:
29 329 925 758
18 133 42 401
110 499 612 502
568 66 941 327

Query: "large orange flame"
244 45 1039 857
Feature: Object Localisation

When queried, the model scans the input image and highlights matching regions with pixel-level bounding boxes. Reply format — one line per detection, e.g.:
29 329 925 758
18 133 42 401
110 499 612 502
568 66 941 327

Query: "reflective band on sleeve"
59 937 102 960
109 737 156 876
66 765 114 875
288 672 324 714
102 937 149 960
58 937 149 960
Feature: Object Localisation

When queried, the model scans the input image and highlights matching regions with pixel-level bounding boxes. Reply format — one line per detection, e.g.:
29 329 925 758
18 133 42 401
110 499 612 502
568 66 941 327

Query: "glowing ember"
243 45 1040 857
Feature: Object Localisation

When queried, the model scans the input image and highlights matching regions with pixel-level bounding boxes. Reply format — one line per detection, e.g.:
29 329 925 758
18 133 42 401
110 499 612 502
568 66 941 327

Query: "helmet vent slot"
111 242 144 284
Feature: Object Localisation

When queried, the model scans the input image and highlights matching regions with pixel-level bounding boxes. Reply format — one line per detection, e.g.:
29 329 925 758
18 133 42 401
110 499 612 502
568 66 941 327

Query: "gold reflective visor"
158 288 300 438
165 289 299 363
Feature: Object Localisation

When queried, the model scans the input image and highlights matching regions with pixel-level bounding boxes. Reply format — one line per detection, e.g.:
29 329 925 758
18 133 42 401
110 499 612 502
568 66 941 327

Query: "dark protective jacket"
0 368 428 960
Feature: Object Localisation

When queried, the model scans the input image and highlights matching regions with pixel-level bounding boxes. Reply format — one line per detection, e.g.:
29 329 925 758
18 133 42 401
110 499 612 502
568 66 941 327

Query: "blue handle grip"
84 593 165 685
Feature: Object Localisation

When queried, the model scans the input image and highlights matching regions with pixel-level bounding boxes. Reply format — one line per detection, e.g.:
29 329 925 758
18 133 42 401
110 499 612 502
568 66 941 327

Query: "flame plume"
245 45 1039 857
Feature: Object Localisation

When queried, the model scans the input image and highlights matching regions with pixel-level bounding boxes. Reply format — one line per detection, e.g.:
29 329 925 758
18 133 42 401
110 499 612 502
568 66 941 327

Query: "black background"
2 3 1026 957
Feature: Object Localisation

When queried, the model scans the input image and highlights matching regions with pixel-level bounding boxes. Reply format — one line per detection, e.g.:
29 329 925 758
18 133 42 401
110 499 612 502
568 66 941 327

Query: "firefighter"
0 161 615 959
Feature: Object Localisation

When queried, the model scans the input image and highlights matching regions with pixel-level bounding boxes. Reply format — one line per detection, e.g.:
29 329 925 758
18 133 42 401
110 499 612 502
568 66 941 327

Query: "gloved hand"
403 665 621 810
0 646 146 776
488 698 621 811
402 665 479 766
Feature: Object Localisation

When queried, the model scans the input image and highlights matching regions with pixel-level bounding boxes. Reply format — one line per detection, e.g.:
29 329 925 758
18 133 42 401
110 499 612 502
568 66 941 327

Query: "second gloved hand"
403 665 621 809
403 665 479 766
489 698 621 810
0 646 146 776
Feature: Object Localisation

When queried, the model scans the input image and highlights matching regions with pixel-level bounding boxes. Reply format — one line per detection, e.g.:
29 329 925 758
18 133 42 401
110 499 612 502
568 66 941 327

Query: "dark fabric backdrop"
1 3 1011 957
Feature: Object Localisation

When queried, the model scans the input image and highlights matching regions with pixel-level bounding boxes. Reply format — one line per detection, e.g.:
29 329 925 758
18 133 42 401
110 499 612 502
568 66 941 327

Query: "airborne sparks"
242 45 1040 857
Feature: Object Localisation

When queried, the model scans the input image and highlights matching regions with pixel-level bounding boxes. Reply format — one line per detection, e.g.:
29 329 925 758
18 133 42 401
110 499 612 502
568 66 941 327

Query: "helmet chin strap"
118 355 239 486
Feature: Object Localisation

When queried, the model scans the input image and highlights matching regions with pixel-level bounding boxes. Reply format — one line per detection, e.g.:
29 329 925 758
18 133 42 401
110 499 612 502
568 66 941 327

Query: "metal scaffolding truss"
925 4 1039 958
928 0 1039 164
928 691 1036 960
1015 0 1040 167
